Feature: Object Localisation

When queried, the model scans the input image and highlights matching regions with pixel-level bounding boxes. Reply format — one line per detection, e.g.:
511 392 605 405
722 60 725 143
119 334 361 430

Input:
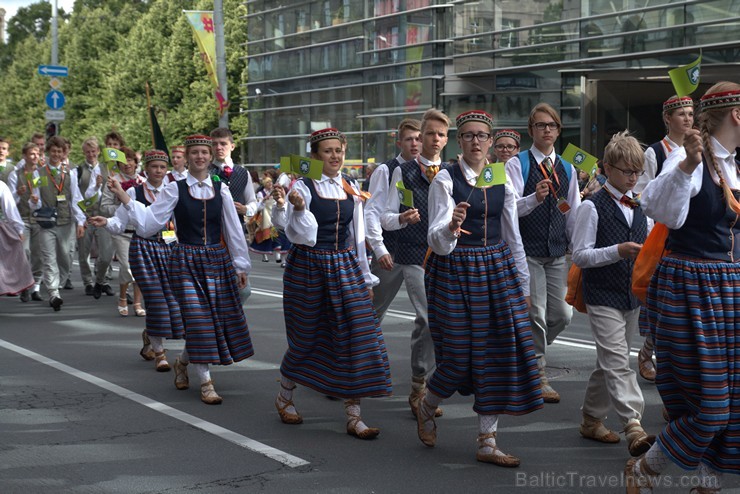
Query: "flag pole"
145 82 155 148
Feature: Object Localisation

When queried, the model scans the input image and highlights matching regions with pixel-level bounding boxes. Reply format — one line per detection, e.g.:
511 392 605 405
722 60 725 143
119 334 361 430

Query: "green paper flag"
103 147 126 174
77 192 99 212
31 175 48 187
280 156 292 173
290 155 323 180
668 54 701 97
561 143 599 176
475 162 507 188
395 180 414 208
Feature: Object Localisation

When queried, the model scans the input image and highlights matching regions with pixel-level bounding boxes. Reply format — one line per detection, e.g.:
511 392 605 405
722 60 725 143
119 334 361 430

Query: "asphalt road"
1 256 738 493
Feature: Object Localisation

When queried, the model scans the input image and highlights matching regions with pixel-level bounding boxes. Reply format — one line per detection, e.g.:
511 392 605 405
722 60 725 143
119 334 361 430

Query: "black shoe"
85 285 94 296
50 296 63 311
103 284 115 297
126 292 133 304
31 291 42 301
93 283 102 299
20 290 30 303
63 279 74 290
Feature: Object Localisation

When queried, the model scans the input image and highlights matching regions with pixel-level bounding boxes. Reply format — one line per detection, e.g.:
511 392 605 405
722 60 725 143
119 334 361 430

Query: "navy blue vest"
305 176 354 250
393 159 435 265
649 142 667 176
450 163 504 247
519 151 569 257
210 163 249 221
174 180 223 246
582 189 647 310
667 160 740 262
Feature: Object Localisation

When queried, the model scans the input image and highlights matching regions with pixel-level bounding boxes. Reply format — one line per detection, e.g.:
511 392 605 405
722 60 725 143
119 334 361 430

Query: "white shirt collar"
604 180 632 199
186 174 213 187
529 146 556 166
214 158 234 170
418 155 441 167
316 173 343 184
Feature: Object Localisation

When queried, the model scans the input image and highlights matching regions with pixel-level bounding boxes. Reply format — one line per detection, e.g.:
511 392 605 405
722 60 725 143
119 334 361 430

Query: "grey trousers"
40 222 75 298
527 255 572 358
22 221 43 286
77 224 113 286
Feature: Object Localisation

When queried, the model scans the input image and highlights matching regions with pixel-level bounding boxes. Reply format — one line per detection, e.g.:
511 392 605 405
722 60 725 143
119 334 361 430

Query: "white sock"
179 349 190 364
697 462 722 491
277 376 299 415
633 442 669 493
478 414 507 456
191 363 210 384
344 399 369 433
149 336 164 353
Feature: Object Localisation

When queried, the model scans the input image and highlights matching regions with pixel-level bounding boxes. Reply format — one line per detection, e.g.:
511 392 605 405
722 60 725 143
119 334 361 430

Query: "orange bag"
631 222 670 303
566 263 587 314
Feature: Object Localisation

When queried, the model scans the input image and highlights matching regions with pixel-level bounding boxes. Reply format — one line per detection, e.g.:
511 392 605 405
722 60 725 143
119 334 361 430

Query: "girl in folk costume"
633 82 740 493
89 150 185 373
100 146 146 317
419 110 542 467
0 179 33 296
271 128 392 439
120 135 252 405
248 169 284 263
635 95 695 382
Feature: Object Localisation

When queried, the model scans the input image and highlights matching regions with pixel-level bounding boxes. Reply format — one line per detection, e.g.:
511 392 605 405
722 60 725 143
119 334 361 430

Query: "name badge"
56 194 67 203
162 230 177 244
557 198 570 214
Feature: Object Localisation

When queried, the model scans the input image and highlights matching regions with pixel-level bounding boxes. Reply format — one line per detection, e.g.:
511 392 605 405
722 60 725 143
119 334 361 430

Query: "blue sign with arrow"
38 65 69 77
45 90 66 109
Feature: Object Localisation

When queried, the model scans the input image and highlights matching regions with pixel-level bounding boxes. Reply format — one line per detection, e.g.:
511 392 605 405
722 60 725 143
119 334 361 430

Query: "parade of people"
2 2 739 490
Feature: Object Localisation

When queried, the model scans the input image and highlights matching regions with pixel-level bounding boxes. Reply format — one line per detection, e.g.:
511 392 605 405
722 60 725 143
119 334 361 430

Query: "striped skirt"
280 244 392 399
645 255 740 473
425 241 543 415
168 243 253 365
128 236 184 340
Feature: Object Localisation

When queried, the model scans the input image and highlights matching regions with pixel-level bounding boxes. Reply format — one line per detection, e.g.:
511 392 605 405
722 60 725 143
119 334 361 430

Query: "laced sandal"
580 414 621 444
344 399 379 440
173 358 189 390
117 298 128 317
638 343 657 382
200 380 223 405
139 330 155 361
154 351 170 372
416 391 437 447
275 383 303 424
625 455 657 494
624 420 656 457
133 303 146 317
409 386 443 418
476 432 521 468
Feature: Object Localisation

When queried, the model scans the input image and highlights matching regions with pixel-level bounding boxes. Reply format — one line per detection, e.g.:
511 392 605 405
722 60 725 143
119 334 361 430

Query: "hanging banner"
184 10 228 116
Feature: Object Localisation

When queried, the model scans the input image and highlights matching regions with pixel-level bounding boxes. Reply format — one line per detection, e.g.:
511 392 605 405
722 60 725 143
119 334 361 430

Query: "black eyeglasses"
494 144 518 151
459 132 492 142
611 165 645 177
532 122 560 131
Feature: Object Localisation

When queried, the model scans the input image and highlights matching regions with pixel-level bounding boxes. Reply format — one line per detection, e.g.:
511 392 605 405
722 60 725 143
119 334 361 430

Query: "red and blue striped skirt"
129 236 184 340
280 244 392 399
168 243 253 365
425 241 543 416
646 254 740 472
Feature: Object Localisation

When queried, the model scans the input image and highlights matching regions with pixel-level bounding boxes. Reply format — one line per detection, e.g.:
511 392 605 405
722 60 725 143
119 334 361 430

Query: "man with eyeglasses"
492 129 521 163
505 103 581 404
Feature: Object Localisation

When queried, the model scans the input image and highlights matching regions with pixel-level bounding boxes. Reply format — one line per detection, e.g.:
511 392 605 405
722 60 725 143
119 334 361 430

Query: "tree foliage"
0 0 248 164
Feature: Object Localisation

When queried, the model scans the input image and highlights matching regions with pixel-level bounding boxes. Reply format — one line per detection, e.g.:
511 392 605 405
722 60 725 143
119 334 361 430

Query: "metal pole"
51 0 58 64
214 0 228 128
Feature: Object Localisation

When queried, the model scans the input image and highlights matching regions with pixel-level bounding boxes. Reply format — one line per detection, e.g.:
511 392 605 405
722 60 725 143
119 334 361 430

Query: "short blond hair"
420 109 451 133
603 130 644 170
397 118 421 137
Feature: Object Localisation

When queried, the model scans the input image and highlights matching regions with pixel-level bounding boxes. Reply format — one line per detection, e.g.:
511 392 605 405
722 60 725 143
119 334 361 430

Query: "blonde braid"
699 96 740 215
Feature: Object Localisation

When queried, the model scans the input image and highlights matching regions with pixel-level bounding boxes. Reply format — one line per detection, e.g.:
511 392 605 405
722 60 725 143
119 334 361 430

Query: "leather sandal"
139 330 155 361
173 358 189 390
580 414 620 444
154 351 170 372
200 380 223 405
624 420 656 457
476 432 520 467
625 455 657 494
275 383 303 424
638 343 656 382
344 399 379 440
117 298 128 317
409 387 443 418
416 391 437 447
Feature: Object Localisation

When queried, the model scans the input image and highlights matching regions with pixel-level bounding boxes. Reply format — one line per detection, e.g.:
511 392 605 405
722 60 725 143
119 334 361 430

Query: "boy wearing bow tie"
571 131 653 458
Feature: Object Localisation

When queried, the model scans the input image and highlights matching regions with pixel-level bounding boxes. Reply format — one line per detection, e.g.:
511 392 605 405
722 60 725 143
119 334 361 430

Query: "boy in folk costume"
571 131 654 457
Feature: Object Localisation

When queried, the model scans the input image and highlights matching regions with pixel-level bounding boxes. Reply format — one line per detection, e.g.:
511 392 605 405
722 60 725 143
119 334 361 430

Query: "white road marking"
0 339 310 468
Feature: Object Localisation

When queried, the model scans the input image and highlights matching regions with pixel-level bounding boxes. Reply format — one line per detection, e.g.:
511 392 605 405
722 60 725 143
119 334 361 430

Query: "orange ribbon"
341 177 371 201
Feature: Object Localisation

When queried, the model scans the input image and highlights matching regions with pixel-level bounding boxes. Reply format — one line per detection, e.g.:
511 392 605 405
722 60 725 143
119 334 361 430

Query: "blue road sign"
45 90 66 110
38 65 69 77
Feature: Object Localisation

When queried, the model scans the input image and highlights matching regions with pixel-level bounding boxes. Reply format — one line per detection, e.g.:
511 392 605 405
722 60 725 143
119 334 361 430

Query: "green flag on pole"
474 162 507 188
290 155 323 180
77 192 99 212
29 174 48 187
561 143 599 176
668 54 701 97
279 156 291 173
103 147 126 173
395 180 414 208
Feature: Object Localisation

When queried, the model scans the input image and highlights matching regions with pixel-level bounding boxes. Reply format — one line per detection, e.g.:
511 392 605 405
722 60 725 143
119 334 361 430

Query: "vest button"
481 237 486 242
481 213 485 218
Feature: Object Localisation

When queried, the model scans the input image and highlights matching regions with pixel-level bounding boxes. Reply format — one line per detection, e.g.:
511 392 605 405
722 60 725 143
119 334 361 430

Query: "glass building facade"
243 0 740 166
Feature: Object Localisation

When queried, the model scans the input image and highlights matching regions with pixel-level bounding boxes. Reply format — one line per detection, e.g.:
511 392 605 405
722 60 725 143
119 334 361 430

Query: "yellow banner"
184 11 228 115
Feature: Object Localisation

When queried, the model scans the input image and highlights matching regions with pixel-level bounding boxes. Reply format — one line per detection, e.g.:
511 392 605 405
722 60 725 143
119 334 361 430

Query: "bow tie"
120 179 138 191
424 165 439 182
619 194 640 209
223 166 233 178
